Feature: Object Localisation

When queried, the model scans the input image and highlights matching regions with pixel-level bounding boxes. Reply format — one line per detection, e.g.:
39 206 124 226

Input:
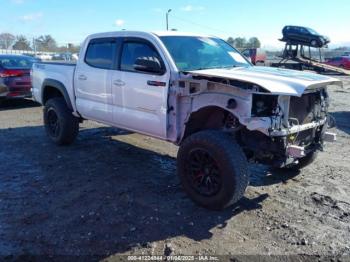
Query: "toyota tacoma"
31 31 341 210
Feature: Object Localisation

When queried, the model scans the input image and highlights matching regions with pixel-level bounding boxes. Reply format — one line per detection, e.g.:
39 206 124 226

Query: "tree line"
226 36 261 49
0 33 80 53
0 32 261 52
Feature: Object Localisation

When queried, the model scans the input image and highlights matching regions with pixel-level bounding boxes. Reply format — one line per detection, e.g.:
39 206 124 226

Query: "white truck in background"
31 31 341 210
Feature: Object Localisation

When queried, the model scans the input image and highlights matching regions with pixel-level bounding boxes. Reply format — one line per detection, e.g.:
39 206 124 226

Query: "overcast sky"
1 0 349 48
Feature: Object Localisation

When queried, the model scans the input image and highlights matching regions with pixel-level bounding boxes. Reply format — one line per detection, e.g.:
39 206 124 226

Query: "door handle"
147 80 166 87
113 79 125 86
78 75 87 80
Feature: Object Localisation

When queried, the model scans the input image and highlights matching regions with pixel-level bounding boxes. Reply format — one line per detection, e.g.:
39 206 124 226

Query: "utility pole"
33 37 37 56
166 9 172 31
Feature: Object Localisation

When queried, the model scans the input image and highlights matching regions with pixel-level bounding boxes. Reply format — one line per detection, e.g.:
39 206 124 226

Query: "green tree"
0 33 15 49
247 37 261 48
12 35 32 50
57 43 81 53
227 37 235 47
67 43 80 53
35 35 57 52
233 37 247 49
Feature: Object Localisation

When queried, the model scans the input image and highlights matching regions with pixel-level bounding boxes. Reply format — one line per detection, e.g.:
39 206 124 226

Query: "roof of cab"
86 30 215 39
152 31 214 38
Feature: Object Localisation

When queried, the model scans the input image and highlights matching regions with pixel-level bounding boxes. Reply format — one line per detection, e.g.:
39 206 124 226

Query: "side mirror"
134 58 163 74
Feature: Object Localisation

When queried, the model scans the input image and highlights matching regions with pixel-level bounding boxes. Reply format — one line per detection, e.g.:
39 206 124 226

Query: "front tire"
44 97 79 145
311 39 318 47
177 130 249 210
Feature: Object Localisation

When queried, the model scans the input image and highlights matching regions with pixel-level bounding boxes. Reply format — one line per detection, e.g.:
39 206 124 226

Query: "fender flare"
42 78 73 110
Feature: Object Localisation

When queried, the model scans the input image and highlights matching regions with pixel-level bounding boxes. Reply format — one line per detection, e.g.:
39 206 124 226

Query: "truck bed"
31 61 76 106
36 61 76 66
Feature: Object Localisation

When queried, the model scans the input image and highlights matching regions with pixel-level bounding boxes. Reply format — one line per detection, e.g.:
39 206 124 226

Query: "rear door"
110 37 169 138
74 38 117 123
299 27 310 43
289 27 298 40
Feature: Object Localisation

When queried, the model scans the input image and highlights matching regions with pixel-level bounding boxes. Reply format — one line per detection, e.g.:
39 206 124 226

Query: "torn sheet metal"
188 66 342 96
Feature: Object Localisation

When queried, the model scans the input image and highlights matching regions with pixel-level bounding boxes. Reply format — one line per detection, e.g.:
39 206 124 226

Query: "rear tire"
177 130 249 210
43 97 79 145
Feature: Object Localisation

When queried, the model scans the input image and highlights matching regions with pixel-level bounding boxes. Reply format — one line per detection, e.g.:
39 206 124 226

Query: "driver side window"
120 41 162 72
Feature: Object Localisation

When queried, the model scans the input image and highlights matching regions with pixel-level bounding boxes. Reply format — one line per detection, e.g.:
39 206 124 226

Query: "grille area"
289 91 324 125
294 128 315 146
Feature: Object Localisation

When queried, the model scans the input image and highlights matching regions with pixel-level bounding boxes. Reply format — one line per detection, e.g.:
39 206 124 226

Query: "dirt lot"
0 76 350 261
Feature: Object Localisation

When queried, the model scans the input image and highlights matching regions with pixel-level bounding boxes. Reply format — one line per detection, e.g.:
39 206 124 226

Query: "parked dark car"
281 26 330 47
325 56 350 70
0 55 38 99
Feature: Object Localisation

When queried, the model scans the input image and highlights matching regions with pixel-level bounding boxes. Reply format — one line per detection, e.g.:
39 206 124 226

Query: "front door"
111 38 169 138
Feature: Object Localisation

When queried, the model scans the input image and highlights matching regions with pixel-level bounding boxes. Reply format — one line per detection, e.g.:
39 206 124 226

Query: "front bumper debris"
286 131 336 159
287 145 306 158
323 132 337 142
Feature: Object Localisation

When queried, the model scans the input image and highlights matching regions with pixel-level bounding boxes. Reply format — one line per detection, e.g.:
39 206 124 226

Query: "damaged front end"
242 89 336 167
170 68 341 168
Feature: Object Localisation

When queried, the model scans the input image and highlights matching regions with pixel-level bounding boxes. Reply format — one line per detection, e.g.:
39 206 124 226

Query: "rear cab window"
85 38 117 69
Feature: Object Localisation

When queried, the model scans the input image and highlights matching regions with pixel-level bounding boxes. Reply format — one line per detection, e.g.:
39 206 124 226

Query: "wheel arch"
181 105 239 142
42 79 73 110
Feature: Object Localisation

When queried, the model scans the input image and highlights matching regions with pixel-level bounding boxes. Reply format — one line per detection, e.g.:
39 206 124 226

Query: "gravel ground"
0 76 349 261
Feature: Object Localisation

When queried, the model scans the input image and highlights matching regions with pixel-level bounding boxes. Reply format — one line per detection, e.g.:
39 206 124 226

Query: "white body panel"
32 63 78 112
74 62 113 123
32 31 173 139
111 70 169 138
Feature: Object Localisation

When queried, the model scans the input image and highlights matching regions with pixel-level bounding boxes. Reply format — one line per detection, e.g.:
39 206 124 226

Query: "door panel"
75 65 113 122
111 39 169 138
74 38 117 123
112 71 168 138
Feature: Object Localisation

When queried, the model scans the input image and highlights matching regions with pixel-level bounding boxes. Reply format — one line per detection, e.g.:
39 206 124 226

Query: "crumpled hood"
188 66 342 96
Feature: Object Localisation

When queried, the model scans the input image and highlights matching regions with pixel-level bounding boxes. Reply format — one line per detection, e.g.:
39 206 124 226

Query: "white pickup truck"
32 31 341 210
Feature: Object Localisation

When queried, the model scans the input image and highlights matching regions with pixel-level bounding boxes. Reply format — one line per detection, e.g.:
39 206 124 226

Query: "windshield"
0 56 37 69
160 36 251 71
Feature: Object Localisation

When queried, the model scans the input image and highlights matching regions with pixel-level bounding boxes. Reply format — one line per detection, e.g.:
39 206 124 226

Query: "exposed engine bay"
168 70 340 167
